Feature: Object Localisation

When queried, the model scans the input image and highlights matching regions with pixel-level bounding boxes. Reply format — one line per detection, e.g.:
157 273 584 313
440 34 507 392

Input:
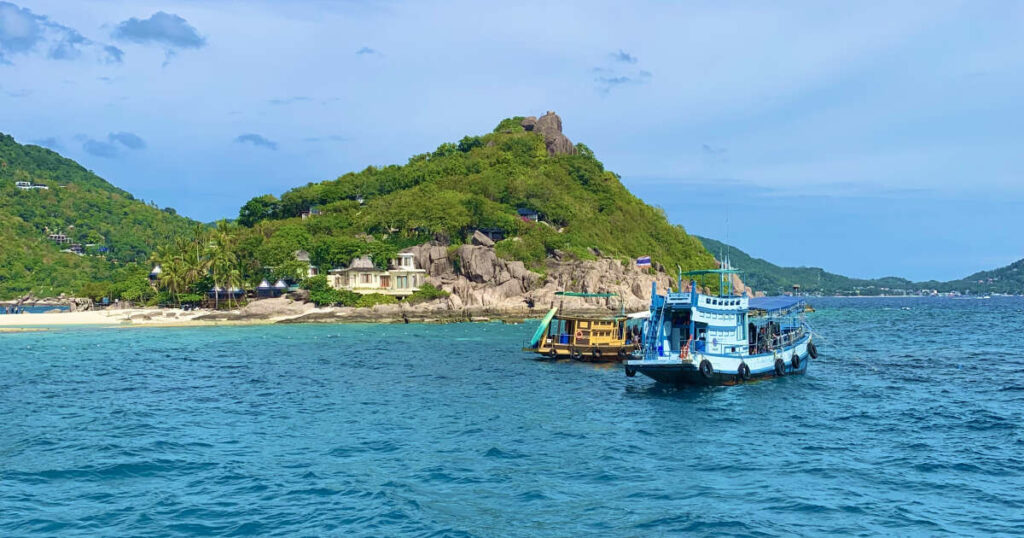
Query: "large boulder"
67 297 93 312
407 242 454 277
471 230 495 247
521 111 577 156
456 245 500 283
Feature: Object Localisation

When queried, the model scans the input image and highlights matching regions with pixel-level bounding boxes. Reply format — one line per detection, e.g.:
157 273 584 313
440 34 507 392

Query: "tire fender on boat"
738 362 751 381
625 366 636 377
774 358 786 376
791 354 801 370
570 348 582 361
808 341 819 359
699 359 714 379
547 347 558 359
592 347 602 359
618 348 629 360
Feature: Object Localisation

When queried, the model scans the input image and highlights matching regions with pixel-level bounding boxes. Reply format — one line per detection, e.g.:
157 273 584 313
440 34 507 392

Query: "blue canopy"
748 296 805 315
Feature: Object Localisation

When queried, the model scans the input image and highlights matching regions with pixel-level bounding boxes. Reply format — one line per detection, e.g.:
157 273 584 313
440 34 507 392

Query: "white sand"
0 308 235 328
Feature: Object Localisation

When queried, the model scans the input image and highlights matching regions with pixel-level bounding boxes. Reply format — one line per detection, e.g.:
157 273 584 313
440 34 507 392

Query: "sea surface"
1 297 1022 536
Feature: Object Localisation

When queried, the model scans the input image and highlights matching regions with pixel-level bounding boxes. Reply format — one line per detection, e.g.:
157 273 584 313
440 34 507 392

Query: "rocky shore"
1 237 761 329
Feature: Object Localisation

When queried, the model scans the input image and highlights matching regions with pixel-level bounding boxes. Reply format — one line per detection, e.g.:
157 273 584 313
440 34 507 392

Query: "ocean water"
1 297 1021 536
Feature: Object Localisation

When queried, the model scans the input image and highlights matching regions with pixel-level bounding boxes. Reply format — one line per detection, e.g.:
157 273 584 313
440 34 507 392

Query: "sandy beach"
0 298 318 329
0 297 560 330
0 308 257 328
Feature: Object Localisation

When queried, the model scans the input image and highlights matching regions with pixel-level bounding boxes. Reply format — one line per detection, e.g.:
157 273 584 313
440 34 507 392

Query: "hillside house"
294 250 317 277
476 227 506 242
327 251 427 298
517 207 539 222
48 233 70 244
15 181 49 190
300 207 322 220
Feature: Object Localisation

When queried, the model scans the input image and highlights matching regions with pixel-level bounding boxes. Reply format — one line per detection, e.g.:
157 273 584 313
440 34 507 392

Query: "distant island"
0 113 1020 322
697 236 1024 296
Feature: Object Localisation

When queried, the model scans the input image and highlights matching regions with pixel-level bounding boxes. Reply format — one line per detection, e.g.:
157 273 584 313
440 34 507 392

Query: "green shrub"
178 293 203 304
492 117 525 133
336 289 362 306
355 293 397 308
309 288 343 306
405 283 450 305
301 275 330 293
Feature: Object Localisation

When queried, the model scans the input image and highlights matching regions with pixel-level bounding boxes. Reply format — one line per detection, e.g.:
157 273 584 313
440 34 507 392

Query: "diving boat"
523 292 638 362
624 268 818 385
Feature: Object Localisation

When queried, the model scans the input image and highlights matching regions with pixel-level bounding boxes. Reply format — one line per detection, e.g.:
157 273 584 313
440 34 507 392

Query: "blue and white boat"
624 268 818 385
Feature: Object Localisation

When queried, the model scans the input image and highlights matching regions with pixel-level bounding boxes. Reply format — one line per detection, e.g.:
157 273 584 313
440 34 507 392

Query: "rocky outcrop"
66 297 93 312
409 239 672 312
521 111 577 156
407 242 454 277
471 229 495 247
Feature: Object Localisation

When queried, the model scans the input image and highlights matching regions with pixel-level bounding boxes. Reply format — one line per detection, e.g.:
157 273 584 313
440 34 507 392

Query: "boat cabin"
523 291 639 361
638 268 808 362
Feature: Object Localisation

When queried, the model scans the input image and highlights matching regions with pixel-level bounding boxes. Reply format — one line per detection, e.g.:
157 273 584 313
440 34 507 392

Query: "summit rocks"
521 111 577 156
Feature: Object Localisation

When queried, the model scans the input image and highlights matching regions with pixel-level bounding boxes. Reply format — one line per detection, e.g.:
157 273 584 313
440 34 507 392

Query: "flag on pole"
636 256 651 268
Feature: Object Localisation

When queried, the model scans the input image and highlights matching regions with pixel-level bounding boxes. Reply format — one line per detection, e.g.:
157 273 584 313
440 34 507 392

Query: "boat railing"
767 325 807 350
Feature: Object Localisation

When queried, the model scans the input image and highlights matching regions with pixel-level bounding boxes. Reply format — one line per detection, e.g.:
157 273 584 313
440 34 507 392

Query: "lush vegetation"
6 125 1019 303
696 236 914 295
147 222 246 307
923 259 1024 294
231 118 716 278
698 236 1024 295
0 133 198 299
405 283 450 305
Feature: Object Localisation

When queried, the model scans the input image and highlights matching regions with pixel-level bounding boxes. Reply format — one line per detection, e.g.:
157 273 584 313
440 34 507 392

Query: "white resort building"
15 181 49 190
327 252 427 298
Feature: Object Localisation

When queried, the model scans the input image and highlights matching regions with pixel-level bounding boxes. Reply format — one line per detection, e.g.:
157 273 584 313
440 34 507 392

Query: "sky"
1 0 1022 281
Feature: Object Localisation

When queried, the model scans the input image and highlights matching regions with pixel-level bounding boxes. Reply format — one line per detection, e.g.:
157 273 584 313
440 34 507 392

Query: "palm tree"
207 221 238 309
158 259 188 306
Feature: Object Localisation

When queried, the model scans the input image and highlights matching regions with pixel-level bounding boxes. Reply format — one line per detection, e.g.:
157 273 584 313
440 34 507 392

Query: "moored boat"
523 292 639 362
624 268 817 385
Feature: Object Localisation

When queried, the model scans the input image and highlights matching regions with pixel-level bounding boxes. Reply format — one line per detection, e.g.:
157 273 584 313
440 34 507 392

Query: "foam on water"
1 297 1022 536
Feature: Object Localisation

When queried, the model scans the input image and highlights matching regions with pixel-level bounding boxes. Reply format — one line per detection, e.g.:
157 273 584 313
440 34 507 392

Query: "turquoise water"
1 297 1022 536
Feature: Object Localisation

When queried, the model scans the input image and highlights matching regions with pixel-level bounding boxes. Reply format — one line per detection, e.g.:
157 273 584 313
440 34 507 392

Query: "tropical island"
1 112 1021 327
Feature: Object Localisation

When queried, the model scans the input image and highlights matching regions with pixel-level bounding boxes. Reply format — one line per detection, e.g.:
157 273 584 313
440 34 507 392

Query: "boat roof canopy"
748 296 805 315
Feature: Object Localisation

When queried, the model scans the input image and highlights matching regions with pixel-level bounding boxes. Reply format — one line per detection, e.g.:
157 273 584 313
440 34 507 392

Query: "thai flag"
636 256 651 268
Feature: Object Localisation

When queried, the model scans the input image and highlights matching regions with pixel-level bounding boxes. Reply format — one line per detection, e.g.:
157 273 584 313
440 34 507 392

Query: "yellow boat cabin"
522 292 638 362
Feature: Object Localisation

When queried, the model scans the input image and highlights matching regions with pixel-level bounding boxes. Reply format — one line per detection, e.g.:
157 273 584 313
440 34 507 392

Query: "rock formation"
471 229 495 247
521 111 577 156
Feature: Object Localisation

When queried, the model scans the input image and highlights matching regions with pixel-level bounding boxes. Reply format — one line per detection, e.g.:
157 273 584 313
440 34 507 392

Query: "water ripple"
0 297 1022 535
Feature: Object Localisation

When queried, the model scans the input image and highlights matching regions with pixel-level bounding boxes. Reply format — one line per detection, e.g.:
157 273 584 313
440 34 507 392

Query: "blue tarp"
748 296 805 314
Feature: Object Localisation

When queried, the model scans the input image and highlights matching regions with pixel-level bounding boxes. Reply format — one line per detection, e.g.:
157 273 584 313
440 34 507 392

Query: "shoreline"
0 302 580 330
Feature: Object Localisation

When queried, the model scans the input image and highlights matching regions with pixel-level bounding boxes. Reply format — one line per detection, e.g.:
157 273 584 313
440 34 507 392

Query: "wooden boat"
523 292 638 362
624 267 818 385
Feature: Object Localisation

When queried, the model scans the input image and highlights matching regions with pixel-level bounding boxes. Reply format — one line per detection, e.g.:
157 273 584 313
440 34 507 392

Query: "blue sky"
1 1 1022 281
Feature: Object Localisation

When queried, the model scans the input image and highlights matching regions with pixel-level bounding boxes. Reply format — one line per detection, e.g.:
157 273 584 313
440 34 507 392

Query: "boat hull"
626 336 813 386
523 343 635 363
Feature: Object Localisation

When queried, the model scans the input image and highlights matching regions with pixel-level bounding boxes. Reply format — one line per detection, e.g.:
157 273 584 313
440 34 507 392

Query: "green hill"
227 115 715 282
697 236 914 295
0 133 198 299
924 259 1024 294
698 236 1024 295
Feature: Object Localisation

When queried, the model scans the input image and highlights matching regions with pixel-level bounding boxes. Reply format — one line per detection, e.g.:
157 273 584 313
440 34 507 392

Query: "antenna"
725 206 731 268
